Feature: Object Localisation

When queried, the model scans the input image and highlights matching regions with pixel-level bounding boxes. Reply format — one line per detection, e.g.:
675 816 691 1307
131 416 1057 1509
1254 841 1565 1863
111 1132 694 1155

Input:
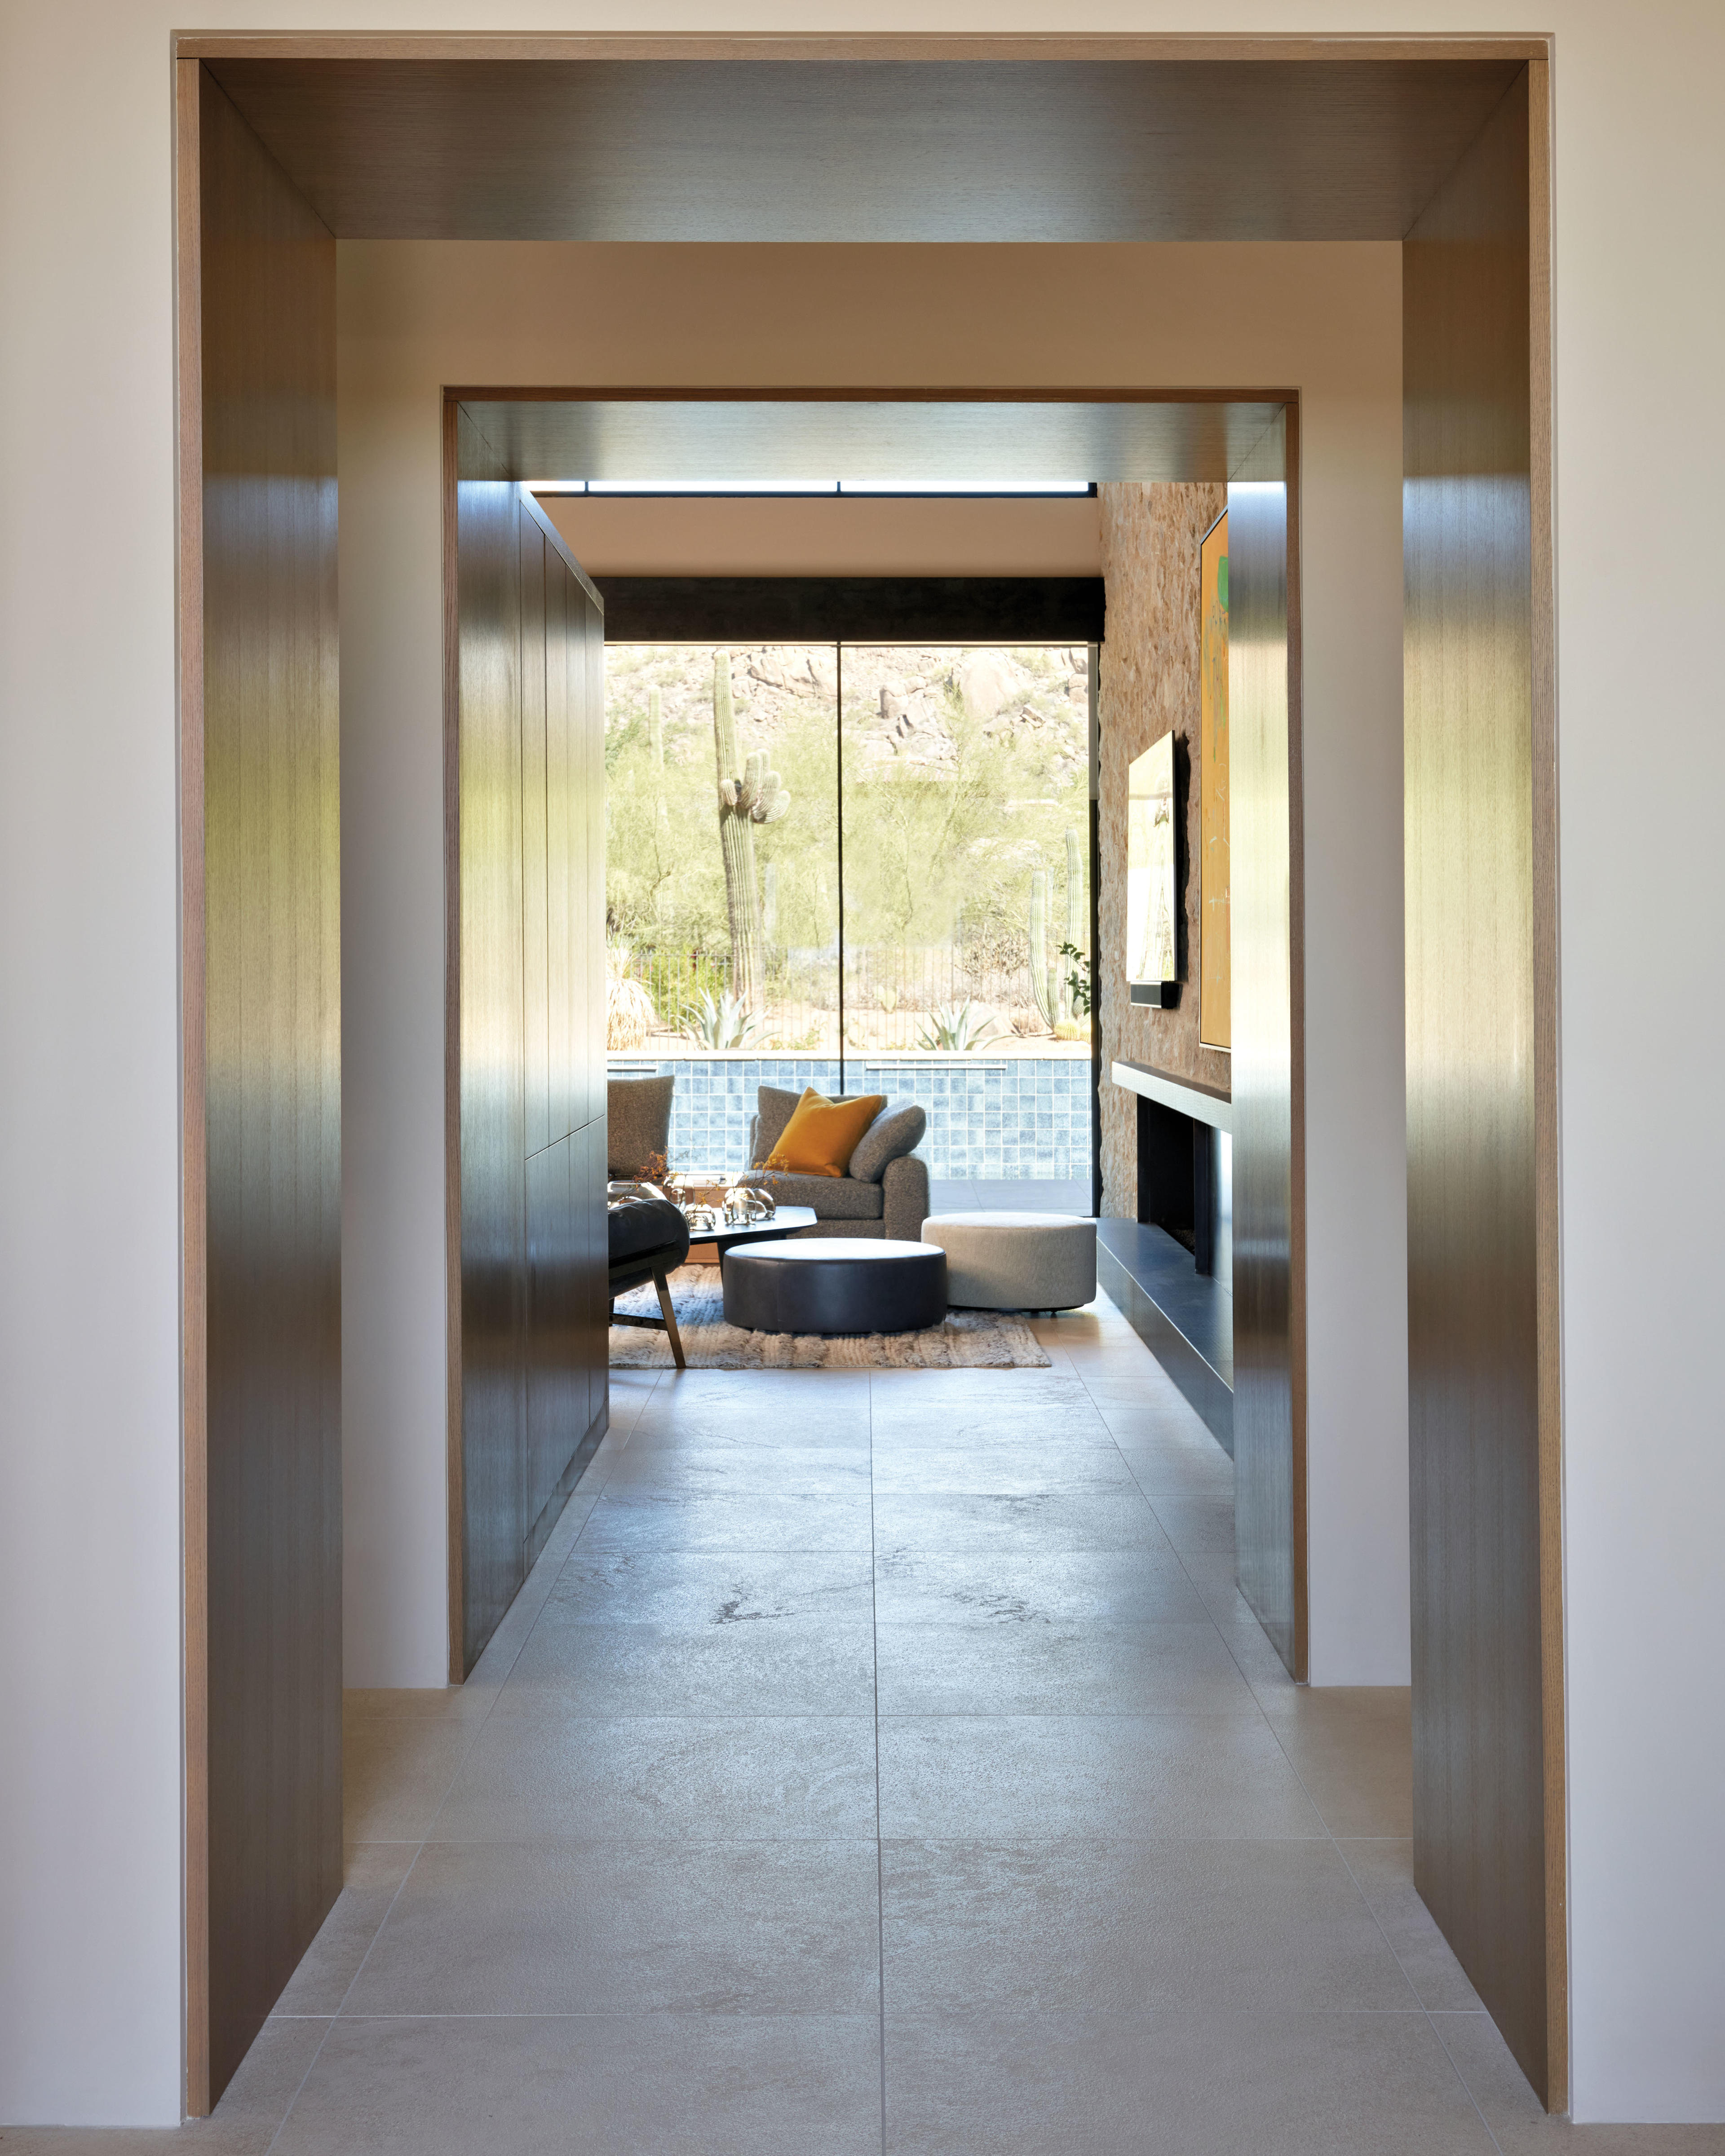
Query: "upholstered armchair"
740 1085 930 1241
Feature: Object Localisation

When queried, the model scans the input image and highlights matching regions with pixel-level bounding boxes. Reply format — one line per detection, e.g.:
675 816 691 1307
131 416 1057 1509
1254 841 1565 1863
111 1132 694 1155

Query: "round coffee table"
723 1237 947 1337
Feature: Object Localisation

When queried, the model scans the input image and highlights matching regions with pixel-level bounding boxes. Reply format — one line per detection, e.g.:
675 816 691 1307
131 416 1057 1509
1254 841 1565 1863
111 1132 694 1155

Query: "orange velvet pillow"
765 1088 888 1179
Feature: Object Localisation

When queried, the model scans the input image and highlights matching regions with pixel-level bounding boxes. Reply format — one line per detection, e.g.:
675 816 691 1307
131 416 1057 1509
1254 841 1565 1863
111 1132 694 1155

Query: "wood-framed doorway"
172 27 1561 2120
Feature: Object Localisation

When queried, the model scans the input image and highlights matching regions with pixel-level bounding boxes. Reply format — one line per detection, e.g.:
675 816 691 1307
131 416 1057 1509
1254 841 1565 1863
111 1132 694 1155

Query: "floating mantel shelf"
1110 1059 1233 1137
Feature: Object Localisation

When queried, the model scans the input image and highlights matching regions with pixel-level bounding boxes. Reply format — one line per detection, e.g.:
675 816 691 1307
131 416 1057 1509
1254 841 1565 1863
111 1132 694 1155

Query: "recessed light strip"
527 478 1092 497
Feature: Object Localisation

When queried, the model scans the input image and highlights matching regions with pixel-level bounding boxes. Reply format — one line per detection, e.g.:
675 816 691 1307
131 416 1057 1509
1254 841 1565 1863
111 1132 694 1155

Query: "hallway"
14 1297 1711 2153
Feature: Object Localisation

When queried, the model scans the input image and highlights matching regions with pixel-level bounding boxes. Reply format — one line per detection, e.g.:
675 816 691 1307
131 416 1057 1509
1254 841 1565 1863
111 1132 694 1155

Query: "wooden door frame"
172 27 1557 2118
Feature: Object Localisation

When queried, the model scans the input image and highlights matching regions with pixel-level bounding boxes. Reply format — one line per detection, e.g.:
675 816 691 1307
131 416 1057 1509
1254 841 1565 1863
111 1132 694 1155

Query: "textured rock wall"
1098 482 1232 1219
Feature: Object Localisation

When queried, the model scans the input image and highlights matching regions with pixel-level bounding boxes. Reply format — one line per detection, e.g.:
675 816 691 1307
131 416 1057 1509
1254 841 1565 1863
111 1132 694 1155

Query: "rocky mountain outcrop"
609 642 1089 787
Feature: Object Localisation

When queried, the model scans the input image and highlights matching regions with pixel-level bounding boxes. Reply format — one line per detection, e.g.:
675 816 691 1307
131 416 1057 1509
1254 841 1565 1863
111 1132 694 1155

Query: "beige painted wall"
538 490 1102 576
7 4 1721 2125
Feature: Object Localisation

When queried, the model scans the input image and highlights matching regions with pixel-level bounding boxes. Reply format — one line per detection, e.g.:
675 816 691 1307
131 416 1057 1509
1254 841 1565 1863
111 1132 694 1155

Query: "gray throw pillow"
752 1083 882 1168
849 1098 927 1183
752 1085 803 1166
607 1074 675 1179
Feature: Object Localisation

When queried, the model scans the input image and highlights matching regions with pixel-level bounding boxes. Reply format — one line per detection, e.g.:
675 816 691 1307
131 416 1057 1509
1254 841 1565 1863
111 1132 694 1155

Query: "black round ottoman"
723 1237 947 1336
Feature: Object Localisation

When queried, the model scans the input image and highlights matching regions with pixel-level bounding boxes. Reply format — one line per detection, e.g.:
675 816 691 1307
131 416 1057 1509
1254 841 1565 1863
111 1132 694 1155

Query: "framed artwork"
1199 508 1231 1049
1127 732 1178 1001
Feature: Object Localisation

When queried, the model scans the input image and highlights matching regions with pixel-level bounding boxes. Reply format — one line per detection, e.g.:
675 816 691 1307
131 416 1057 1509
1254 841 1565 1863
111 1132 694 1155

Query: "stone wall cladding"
608 1055 1092 1181
1097 482 1233 1219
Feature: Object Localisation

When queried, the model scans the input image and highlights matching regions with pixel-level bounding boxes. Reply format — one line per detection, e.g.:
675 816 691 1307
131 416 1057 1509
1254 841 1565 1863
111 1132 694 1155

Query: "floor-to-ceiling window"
605 641 1092 1203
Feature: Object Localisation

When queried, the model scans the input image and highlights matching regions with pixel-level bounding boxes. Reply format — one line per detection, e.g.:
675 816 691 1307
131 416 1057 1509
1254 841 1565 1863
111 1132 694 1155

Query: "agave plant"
681 987 769 1051
916 999 1003 1052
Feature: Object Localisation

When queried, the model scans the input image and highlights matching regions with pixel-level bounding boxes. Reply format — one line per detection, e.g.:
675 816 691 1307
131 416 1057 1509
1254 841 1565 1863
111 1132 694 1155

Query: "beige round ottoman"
921 1212 1097 1313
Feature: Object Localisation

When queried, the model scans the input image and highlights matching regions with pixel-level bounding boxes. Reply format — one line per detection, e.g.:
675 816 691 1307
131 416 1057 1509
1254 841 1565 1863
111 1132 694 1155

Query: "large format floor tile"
341 1716 479 1842
581 1490 875 1552
883 2009 1499 2156
118 1290 1676 2156
345 1838 880 2017
273 2013 882 2156
873 1489 1175 1556
871 1545 1208 1626
496 1610 876 1717
882 1837 1420 2016
871 1436 1141 1495
877 1714 1327 1841
545 1546 876 1628
274 1843 416 2015
599 1441 874 1494
433 1710 880 1842
1255 1685 1415 1838
874 1617 1257 1717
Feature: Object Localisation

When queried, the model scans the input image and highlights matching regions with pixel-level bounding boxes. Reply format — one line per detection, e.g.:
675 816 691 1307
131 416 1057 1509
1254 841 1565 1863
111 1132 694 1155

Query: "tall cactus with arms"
711 651 790 1010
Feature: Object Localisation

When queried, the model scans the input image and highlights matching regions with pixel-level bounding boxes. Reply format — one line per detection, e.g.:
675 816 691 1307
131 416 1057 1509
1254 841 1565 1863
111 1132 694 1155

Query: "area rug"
610 1265 1052 1370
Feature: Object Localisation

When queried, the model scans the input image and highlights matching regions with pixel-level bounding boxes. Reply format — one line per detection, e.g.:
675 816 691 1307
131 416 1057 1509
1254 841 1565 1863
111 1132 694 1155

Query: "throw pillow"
752 1084 804 1166
848 1098 928 1183
606 1073 675 1180
765 1087 888 1178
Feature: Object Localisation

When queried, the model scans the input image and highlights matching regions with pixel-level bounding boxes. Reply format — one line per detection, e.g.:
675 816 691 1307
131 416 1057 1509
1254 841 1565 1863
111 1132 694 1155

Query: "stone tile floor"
7 1294 1721 2153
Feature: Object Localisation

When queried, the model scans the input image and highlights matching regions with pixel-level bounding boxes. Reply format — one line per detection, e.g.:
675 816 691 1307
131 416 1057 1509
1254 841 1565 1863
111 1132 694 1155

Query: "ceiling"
457 398 1288 485
205 55 1525 243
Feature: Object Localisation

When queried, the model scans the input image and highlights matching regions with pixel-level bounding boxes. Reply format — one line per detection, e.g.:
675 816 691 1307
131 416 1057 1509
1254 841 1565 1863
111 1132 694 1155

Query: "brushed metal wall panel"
195 68 342 2107
545 562 574 1143
456 451 527 1670
1228 427 1299 1676
454 467 609 1667
525 1132 576 1537
207 55 1522 244
1405 69 1561 2107
520 518 551 1158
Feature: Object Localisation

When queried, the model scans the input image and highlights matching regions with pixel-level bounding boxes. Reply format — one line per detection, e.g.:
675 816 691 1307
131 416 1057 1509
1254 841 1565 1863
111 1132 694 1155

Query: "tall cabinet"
452 431 608 1676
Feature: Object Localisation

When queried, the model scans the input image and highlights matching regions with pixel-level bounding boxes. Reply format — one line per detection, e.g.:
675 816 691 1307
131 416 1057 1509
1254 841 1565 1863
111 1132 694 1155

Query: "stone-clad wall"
1097 483 1232 1218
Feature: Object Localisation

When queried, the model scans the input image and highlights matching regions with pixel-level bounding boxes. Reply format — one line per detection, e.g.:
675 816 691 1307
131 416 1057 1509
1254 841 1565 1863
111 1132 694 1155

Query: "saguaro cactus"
1062 826 1084 1023
1030 869 1056 1029
712 651 790 1009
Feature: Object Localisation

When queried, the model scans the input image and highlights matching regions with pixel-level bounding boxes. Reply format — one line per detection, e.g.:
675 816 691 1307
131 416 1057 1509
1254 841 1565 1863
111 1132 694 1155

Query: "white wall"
1 0 1720 2129
337 237 1409 1704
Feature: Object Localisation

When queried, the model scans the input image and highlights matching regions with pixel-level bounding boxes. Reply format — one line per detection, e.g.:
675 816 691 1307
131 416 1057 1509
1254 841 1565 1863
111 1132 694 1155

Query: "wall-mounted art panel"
1127 732 1179 993
1199 509 1232 1049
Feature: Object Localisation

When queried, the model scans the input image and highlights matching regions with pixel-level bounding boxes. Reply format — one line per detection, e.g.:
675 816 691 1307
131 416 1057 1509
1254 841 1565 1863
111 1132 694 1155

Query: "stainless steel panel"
1229 424 1298 1676
545 563 574 1142
454 473 609 1670
195 66 341 2105
456 444 526 1670
520 519 551 1158
581 570 607 1135
525 1132 575 1537
1404 70 1559 2107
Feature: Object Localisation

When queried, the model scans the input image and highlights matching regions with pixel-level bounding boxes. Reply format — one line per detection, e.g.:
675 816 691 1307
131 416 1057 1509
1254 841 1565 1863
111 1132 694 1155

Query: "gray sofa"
741 1085 929 1241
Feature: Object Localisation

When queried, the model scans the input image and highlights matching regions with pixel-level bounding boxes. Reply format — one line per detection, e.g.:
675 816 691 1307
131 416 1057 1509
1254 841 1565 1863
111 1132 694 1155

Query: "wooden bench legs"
609 1262 687 1370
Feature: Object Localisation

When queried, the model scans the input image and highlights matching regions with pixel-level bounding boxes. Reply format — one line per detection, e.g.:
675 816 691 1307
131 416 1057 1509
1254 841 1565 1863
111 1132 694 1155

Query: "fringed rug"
610 1264 1052 1371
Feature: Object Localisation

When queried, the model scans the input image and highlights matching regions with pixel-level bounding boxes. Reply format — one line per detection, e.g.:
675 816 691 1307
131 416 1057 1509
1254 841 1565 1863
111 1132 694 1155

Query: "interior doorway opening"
172 37 1560 2122
443 393 1302 1693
